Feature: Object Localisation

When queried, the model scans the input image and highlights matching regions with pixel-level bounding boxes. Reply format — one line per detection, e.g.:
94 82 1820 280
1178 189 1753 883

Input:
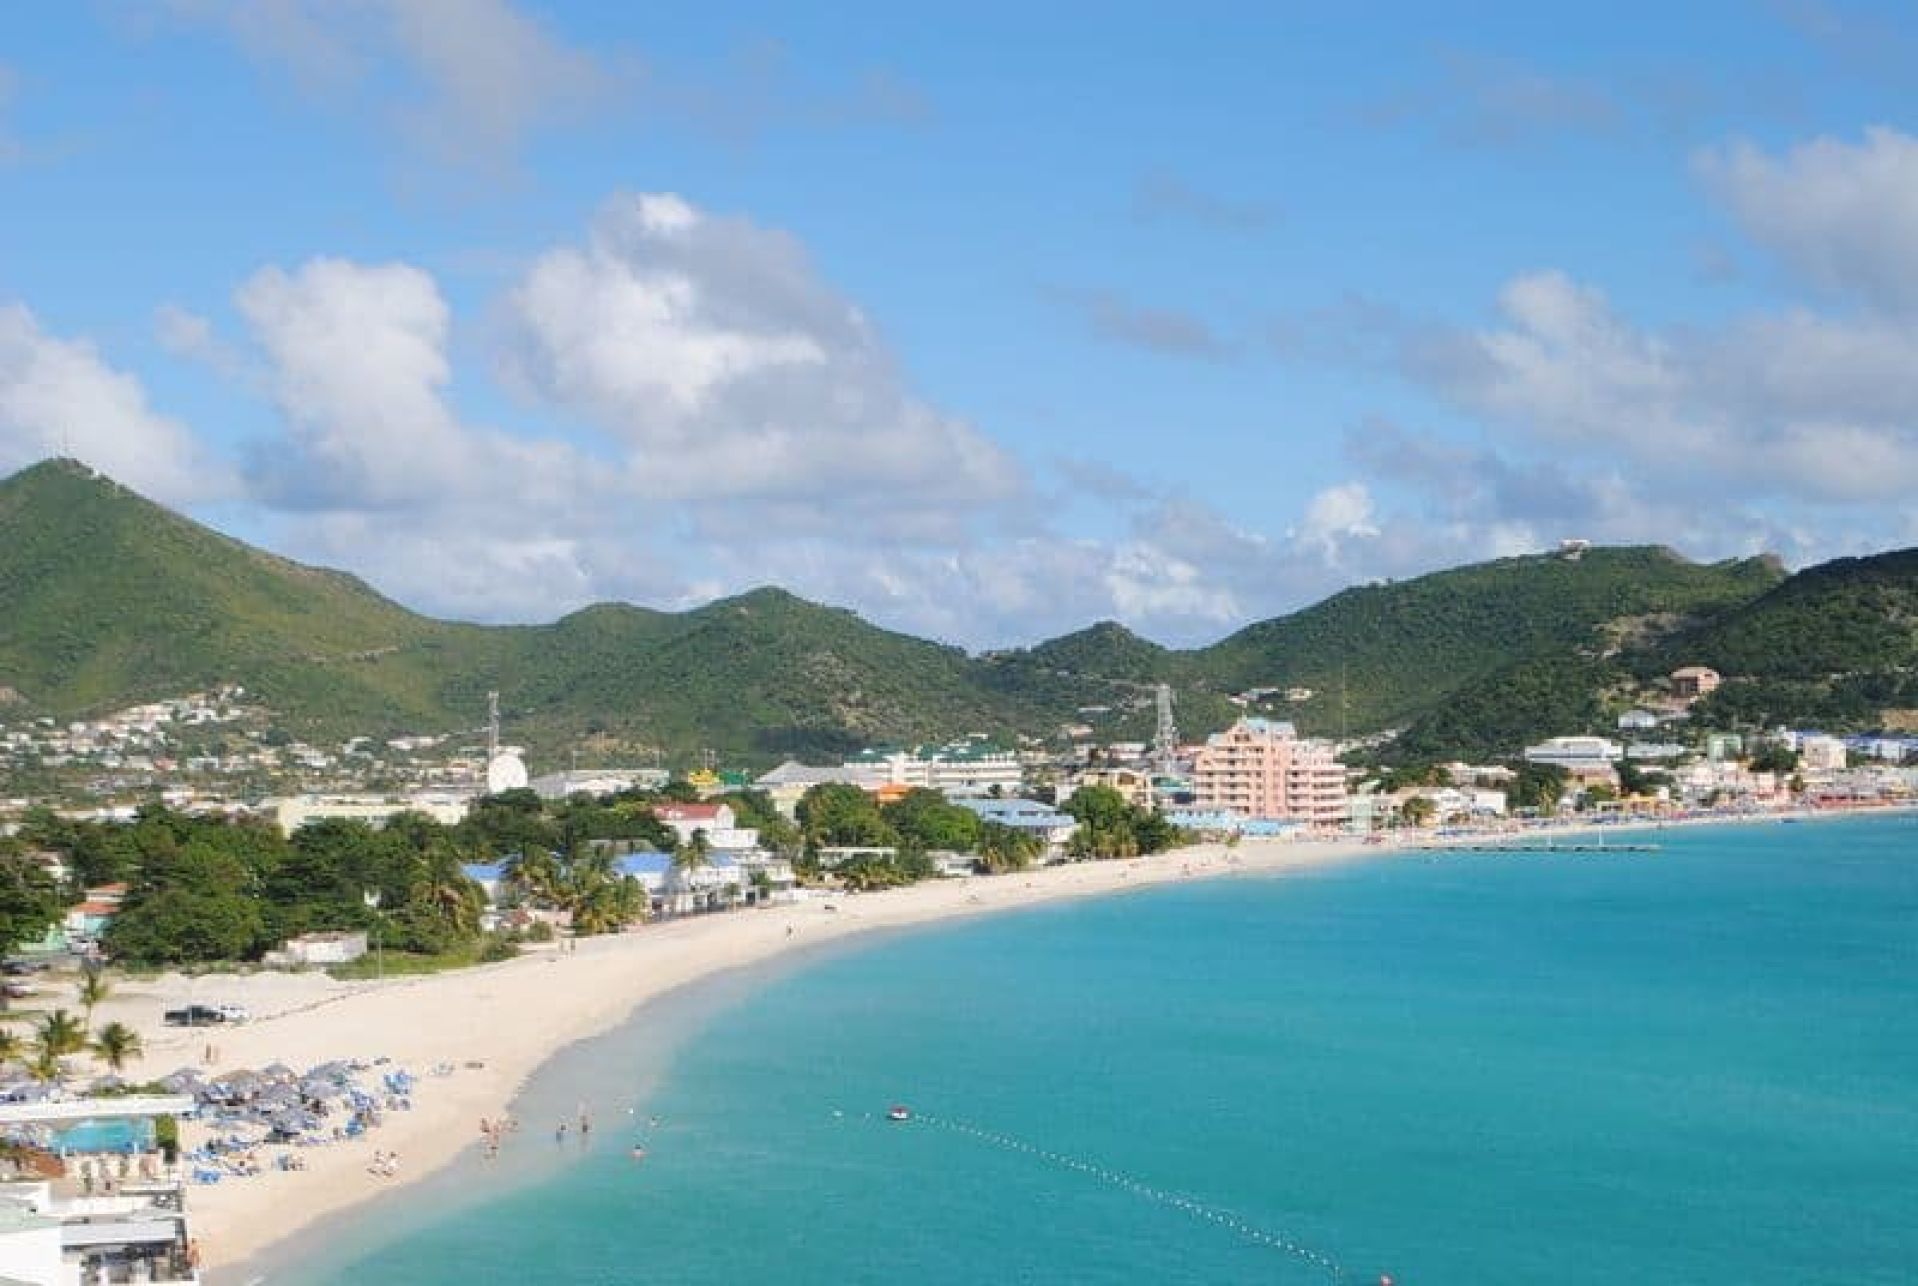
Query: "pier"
1421 841 1662 853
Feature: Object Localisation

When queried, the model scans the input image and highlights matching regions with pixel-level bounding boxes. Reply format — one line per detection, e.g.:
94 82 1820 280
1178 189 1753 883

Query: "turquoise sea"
270 816 1918 1285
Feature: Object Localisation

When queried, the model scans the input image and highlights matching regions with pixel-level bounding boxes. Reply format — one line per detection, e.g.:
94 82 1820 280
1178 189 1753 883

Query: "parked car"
214 1003 251 1023
163 1004 226 1027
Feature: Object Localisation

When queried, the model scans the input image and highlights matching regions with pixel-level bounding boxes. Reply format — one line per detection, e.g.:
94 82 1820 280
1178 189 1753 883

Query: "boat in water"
887 1105 911 1122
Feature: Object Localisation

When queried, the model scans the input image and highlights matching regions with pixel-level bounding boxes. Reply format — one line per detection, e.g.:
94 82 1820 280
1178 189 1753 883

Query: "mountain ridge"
5 456 1904 764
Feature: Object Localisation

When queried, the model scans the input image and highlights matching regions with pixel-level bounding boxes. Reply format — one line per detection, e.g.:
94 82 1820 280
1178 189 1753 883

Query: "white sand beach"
88 837 1385 1275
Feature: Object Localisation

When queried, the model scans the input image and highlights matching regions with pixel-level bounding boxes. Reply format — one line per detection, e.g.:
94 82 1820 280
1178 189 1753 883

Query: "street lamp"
363 889 384 980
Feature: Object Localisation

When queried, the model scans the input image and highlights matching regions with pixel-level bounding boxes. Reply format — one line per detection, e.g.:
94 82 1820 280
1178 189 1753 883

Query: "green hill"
1183 546 1785 736
1640 547 1918 730
0 460 1094 758
0 458 1843 765
0 458 465 728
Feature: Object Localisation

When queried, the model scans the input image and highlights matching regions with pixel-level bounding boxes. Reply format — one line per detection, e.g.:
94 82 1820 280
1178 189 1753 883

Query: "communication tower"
1151 683 1179 775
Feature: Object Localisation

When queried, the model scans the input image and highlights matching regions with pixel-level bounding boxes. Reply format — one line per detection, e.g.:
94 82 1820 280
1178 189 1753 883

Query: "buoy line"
893 1109 1352 1281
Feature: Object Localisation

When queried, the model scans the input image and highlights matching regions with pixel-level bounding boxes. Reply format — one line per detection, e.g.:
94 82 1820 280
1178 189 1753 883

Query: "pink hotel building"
1190 717 1349 826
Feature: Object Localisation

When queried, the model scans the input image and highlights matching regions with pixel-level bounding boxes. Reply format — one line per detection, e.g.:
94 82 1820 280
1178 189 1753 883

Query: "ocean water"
277 817 1918 1285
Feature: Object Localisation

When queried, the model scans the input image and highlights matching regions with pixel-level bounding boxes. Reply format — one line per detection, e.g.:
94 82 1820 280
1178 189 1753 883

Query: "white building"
266 930 369 967
267 793 472 833
529 767 670 801
1522 737 1625 772
841 743 1024 796
653 804 759 851
1797 735 1848 774
752 761 885 817
0 1095 200 1285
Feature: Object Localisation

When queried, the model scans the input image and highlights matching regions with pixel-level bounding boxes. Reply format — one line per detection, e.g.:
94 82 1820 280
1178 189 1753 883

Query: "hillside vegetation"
11 458 1908 764
1644 548 1918 730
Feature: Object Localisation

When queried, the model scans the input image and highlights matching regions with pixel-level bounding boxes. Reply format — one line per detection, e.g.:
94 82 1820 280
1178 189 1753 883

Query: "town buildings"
953 796 1078 854
1189 718 1347 826
841 741 1025 795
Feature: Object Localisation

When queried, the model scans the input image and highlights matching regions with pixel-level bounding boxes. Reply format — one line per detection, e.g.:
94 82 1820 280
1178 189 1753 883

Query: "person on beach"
556 1122 567 1145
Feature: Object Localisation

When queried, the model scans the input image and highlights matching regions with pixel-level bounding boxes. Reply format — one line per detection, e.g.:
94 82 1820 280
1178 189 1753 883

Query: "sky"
4 1 1918 648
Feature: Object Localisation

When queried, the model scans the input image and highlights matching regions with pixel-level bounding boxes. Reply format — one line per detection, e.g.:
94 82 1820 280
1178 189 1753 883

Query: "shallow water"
279 816 1918 1285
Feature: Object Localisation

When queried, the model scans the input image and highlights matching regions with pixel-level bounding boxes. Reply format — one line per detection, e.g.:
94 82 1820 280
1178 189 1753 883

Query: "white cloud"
232 257 596 520
500 192 1024 521
153 303 251 382
164 0 615 171
1291 483 1381 563
161 4 926 171
0 302 231 503
1698 126 1918 310
1408 269 1918 504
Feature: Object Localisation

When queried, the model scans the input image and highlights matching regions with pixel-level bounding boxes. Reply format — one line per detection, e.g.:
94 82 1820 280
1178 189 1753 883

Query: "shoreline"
157 836 1379 1279
87 803 1906 1280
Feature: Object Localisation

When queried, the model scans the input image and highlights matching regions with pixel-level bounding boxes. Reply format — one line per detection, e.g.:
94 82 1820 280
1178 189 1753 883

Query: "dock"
1420 841 1661 853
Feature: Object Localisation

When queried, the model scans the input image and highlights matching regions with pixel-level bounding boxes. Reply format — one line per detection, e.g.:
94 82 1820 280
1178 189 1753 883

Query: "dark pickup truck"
163 1004 226 1027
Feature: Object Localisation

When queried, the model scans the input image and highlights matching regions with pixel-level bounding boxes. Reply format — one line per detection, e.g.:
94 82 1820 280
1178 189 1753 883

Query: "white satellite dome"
486 749 529 794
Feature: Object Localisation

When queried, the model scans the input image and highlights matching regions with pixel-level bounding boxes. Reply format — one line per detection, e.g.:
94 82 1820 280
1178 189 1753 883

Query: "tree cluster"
1060 786 1183 858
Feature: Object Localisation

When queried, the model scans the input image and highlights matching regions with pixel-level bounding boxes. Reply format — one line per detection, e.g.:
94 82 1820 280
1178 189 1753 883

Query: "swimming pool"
52 1118 152 1154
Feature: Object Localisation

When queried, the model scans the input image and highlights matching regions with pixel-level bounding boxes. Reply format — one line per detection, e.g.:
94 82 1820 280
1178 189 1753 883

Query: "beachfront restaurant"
0 1095 199 1284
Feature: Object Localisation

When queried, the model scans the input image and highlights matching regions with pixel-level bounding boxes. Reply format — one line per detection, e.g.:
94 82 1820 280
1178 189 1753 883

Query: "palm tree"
35 1009 86 1059
27 1045 62 1084
91 1022 144 1074
503 848 562 906
77 966 110 1027
27 1008 85 1085
672 830 713 913
0 1029 22 1068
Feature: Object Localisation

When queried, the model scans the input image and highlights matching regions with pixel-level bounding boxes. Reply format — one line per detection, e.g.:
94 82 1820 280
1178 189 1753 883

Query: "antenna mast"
486 690 500 761
1152 682 1178 776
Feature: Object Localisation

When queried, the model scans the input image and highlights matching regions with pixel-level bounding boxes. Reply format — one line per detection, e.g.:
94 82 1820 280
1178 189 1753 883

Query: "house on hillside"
1670 666 1722 700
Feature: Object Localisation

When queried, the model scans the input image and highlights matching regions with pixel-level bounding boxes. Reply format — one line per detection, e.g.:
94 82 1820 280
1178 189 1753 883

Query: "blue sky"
4 1 1918 646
